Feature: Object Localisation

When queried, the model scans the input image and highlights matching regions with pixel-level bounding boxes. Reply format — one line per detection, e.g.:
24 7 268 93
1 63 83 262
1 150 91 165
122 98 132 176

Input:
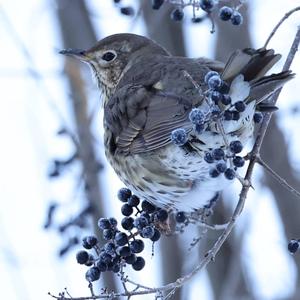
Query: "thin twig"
264 6 300 48
256 156 300 200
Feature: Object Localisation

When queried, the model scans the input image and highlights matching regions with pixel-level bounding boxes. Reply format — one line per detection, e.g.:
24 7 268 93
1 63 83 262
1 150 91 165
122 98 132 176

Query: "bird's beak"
59 48 92 62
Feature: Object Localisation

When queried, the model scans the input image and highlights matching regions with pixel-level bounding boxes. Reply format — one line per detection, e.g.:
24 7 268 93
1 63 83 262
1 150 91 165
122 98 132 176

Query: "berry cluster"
204 140 245 180
204 71 248 122
150 0 244 27
288 239 300 254
219 6 243 26
113 0 135 17
76 188 179 283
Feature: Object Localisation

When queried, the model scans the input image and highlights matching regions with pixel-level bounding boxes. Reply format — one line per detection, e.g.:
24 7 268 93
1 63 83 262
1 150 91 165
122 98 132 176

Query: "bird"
60 33 294 212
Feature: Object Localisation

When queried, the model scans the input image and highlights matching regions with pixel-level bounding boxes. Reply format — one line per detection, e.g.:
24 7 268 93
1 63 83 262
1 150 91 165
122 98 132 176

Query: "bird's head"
60 33 169 103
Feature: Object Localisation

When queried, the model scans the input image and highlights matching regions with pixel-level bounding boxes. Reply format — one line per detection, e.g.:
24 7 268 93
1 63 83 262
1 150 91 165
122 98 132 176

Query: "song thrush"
60 33 293 211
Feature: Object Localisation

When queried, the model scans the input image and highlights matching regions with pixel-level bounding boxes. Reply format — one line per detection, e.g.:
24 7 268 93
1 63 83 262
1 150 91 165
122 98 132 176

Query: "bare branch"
264 6 300 48
256 156 300 200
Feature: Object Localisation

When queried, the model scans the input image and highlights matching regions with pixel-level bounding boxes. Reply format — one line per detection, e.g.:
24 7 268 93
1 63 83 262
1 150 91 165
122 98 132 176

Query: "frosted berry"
233 156 245 168
204 71 219 84
171 128 188 146
229 140 243 154
98 218 110 230
118 188 131 202
231 11 243 26
85 267 100 282
219 6 233 21
189 108 205 125
224 168 235 180
171 8 184 21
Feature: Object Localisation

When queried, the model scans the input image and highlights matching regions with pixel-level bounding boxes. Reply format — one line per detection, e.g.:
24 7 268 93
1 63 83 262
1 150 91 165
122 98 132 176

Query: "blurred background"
1 0 300 299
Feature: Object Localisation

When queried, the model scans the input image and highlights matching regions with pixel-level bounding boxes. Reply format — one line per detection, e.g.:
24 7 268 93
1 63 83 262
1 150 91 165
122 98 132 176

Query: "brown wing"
104 83 200 155
104 55 222 155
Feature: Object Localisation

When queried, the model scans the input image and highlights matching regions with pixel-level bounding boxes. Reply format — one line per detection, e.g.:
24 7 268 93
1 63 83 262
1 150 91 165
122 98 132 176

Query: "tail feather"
222 48 281 83
247 70 295 104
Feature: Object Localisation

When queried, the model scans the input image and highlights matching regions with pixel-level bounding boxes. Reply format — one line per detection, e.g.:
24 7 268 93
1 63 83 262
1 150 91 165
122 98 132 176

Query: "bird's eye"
101 51 116 62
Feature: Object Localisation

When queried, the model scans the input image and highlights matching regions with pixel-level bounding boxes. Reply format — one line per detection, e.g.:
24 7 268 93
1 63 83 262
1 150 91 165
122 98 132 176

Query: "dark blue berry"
150 229 161 242
117 188 131 202
233 156 245 168
200 0 215 12
229 140 243 154
130 239 145 253
141 200 156 213
171 128 188 146
204 152 214 163
216 162 227 173
176 211 186 223
117 246 131 257
127 195 140 207
100 252 112 265
224 110 233 120
219 6 233 21
231 11 243 26
217 82 230 94
224 168 235 180
85 254 95 266
189 108 205 125
171 8 184 21
152 0 164 10
132 256 145 271
142 226 155 239
104 242 116 256
221 94 231 105
98 218 110 230
121 203 133 216
121 217 134 230
109 217 118 227
140 212 151 221
115 232 128 246
204 71 219 84
212 148 225 160
96 260 107 272
207 75 222 90
134 216 148 230
76 250 89 264
120 6 134 16
85 235 98 247
209 168 220 178
210 91 223 104
234 101 246 112
125 254 137 264
85 267 100 282
82 236 97 249
103 229 115 240
288 239 299 253
254 112 263 123
156 209 168 222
